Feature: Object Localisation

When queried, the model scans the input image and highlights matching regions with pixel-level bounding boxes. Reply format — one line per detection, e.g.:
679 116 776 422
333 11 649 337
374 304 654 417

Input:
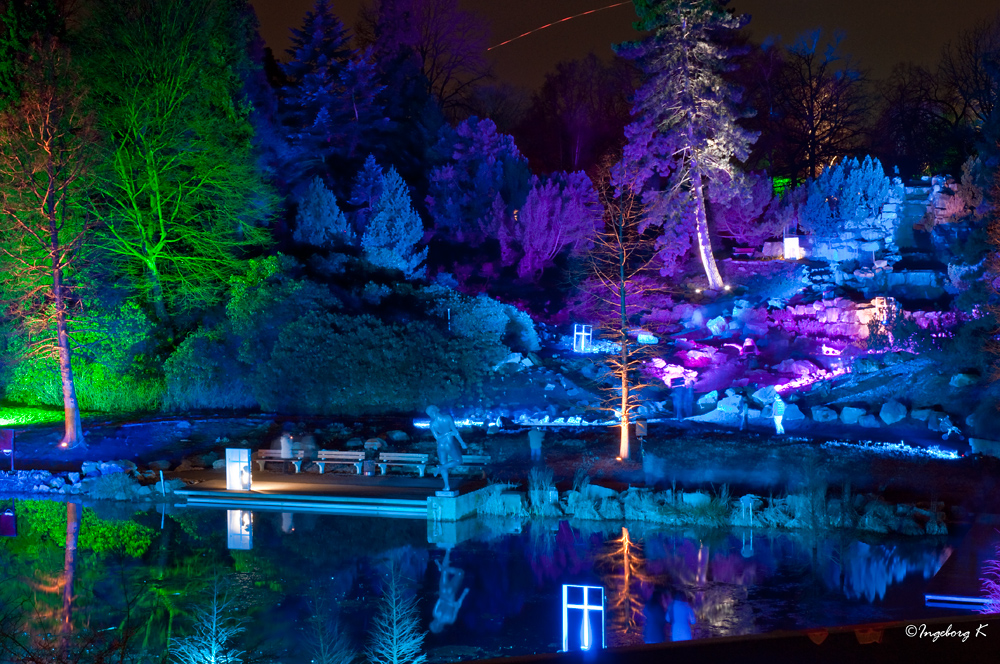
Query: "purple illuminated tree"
707 170 781 248
501 171 602 281
616 0 756 290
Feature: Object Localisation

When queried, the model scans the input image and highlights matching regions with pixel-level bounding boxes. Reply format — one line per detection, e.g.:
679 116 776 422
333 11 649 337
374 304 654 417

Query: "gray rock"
67 472 80 484
136 485 152 497
783 403 805 421
48 477 66 489
81 461 100 476
840 407 866 425
879 400 907 425
853 358 881 374
386 430 409 443
949 373 978 388
811 406 839 423
344 437 364 448
99 462 126 475
697 390 719 409
147 460 171 471
176 420 192 429
751 385 778 406
212 459 226 470
858 414 882 428
910 408 933 422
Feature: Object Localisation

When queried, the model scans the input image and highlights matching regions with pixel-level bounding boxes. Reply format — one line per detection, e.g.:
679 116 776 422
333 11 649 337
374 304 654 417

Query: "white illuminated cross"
562 584 604 652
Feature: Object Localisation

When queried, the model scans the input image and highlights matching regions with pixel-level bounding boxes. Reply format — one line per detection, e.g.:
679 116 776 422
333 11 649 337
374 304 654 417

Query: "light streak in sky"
488 2 632 51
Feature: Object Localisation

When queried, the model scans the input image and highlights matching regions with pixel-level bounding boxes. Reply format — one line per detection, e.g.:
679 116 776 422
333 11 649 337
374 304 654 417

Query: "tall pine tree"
616 0 755 290
361 167 426 279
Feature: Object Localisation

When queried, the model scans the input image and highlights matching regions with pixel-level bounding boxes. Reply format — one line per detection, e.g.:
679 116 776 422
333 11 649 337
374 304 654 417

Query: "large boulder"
751 385 778 406
910 408 933 422
840 407 866 425
858 414 881 428
783 403 805 421
697 390 719 409
949 373 978 388
879 400 907 425
811 406 839 423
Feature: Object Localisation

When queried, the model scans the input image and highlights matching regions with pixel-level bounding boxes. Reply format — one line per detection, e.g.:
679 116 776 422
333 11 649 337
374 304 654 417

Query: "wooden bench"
255 449 306 473
315 450 365 474
377 452 429 477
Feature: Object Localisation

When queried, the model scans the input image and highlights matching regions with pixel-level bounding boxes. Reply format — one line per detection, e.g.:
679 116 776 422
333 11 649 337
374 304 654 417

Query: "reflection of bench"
377 453 429 477
256 449 305 473
316 450 364 474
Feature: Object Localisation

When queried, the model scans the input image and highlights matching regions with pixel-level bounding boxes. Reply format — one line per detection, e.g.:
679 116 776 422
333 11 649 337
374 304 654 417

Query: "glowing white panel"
226 510 252 550
225 448 251 491
562 584 604 652
573 324 593 353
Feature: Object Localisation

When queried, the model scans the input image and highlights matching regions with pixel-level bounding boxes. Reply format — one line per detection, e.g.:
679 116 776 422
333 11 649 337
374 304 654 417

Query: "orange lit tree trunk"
61 501 81 644
587 163 658 462
0 39 93 449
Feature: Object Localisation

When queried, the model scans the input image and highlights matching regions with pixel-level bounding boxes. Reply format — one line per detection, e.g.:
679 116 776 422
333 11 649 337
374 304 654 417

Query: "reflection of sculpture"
427 406 467 491
430 547 469 633
772 395 786 435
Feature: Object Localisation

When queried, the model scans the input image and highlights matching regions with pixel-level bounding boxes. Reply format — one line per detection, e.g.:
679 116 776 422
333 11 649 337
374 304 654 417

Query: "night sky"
250 0 1000 90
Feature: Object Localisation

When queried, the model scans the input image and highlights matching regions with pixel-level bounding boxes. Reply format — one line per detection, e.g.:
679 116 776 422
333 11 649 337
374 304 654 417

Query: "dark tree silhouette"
772 31 870 182
515 53 636 176
358 0 492 117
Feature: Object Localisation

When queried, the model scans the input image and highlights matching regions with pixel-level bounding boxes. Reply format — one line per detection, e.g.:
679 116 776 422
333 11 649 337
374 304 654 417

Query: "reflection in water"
430 546 469 633
61 502 81 642
0 505 960 661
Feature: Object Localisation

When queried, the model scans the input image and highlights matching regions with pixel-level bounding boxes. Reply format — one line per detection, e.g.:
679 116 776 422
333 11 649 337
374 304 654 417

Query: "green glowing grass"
0 405 71 427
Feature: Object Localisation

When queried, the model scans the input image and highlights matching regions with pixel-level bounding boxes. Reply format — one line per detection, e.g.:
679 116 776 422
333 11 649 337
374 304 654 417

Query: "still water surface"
0 500 977 661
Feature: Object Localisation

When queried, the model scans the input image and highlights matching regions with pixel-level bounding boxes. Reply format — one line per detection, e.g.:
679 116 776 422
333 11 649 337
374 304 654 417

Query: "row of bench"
255 449 490 477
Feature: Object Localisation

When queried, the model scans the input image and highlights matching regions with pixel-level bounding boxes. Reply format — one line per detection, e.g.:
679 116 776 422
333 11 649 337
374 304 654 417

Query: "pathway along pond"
0 498 989 662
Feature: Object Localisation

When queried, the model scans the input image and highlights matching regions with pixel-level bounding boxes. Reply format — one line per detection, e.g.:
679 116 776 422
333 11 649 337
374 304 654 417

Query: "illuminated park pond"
0 499 983 661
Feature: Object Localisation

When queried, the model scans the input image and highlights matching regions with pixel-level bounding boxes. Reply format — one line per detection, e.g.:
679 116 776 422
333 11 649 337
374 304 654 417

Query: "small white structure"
226 510 252 550
783 235 802 260
225 448 251 491
573 324 593 353
562 584 604 652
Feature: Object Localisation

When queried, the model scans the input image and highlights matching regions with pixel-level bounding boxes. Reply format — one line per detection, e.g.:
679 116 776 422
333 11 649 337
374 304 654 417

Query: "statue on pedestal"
427 405 467 492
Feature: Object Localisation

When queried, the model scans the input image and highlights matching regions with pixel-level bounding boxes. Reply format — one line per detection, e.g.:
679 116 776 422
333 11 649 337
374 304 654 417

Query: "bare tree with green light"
85 0 273 325
0 38 94 449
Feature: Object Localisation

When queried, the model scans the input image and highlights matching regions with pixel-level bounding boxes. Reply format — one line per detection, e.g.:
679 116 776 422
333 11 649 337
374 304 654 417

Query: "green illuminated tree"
616 0 756 290
84 0 274 324
0 38 94 448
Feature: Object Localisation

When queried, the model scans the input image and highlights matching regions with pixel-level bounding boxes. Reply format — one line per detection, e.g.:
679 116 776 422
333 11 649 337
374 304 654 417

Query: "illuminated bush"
164 262 515 414
3 301 163 412
163 329 256 411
